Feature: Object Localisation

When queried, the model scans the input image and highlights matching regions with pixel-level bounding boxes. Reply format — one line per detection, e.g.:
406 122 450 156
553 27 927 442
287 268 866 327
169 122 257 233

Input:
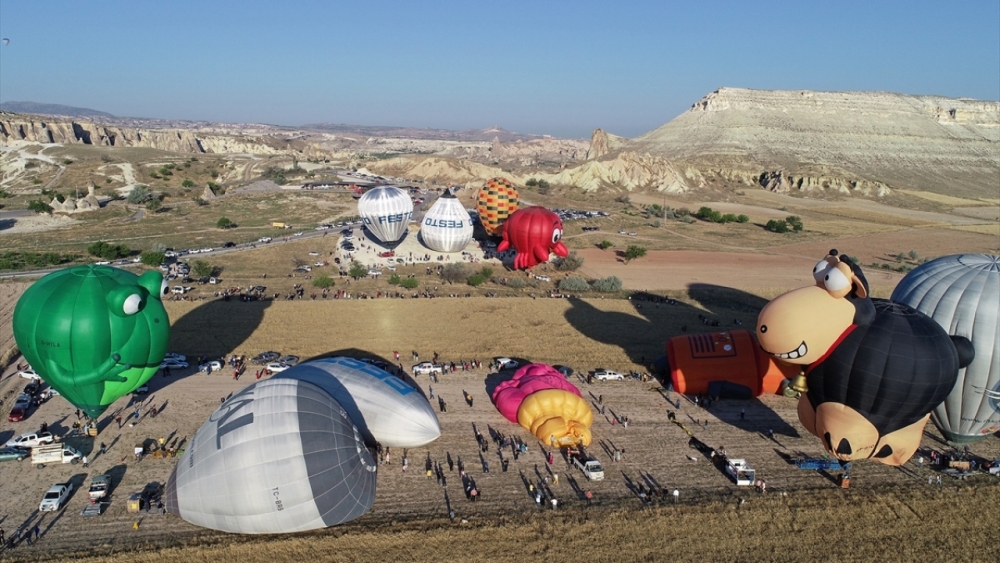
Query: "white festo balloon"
420 190 474 253
277 357 441 448
892 254 1000 444
165 378 377 534
358 186 413 244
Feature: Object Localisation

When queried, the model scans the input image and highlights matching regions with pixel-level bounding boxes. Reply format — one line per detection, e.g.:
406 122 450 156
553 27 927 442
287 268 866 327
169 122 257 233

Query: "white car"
309 251 320 256
201 248 214 253
293 232 303 236
164 352 186 362
6 431 55 448
259 237 273 243
593 369 625 381
18 368 41 381
95 261 111 265
495 357 519 370
200 360 223 372
535 275 551 282
412 362 444 375
160 360 189 369
265 362 292 373
39 482 75 512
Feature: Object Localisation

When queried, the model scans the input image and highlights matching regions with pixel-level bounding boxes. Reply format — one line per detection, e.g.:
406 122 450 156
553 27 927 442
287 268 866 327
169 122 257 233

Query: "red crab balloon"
497 206 569 269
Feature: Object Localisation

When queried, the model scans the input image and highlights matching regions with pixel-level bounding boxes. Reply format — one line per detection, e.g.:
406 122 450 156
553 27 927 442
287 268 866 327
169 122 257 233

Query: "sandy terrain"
0 296 997 561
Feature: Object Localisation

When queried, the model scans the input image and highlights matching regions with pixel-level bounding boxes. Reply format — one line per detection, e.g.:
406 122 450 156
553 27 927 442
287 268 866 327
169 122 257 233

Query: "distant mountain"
301 123 547 142
0 101 115 118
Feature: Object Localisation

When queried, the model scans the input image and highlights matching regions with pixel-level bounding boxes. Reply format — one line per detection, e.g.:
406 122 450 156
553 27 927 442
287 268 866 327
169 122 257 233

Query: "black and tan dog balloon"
756 250 974 465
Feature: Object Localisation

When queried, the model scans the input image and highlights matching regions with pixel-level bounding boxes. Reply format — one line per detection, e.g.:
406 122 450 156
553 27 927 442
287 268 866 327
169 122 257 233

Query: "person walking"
33 526 40 543
100 442 107 455
740 408 745 421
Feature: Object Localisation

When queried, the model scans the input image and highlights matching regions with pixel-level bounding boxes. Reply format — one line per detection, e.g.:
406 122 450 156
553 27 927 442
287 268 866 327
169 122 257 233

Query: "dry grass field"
0 296 997 563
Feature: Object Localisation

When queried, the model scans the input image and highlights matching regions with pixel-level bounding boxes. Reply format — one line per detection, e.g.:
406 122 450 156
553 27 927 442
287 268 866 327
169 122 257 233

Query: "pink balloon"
492 363 582 422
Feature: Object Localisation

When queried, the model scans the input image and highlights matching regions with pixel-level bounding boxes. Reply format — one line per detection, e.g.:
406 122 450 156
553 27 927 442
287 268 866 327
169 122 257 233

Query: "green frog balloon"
13 265 170 419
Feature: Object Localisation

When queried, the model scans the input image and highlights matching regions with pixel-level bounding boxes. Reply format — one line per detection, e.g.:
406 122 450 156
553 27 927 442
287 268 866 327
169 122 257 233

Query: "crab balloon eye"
823 267 850 292
123 294 143 315
813 259 831 283
160 279 169 297
552 229 562 244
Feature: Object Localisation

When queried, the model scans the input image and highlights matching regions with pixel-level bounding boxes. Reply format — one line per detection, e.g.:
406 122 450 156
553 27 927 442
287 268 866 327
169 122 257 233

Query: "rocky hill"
622 88 999 199
0 101 115 118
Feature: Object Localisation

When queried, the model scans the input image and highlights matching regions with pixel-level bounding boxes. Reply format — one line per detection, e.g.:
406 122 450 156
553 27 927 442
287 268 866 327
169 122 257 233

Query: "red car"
378 251 395 258
8 406 26 422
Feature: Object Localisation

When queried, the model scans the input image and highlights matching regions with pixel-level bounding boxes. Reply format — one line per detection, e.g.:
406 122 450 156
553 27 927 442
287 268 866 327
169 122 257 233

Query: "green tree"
598 240 614 250
736 214 750 223
311 274 335 289
192 260 213 278
217 217 234 229
140 251 166 266
387 274 402 285
765 219 789 233
400 277 419 289
441 263 468 284
145 198 162 212
721 213 738 223
479 266 494 280
127 185 153 204
467 274 487 286
554 251 584 271
624 245 647 264
182 179 195 188
348 261 368 279
193 197 207 206
785 216 803 232
559 276 590 292
28 200 52 214
525 178 538 186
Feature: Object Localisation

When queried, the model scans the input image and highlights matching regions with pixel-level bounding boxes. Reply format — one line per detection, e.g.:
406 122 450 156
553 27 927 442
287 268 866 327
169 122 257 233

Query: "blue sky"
1 1 997 138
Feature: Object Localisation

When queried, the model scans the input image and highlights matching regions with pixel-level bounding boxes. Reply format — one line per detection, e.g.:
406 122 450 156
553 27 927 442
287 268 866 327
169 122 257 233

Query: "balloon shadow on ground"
164 296 273 382
562 283 799 438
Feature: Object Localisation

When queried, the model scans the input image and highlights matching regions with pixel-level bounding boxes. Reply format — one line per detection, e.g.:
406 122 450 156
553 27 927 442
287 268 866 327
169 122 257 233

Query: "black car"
23 382 39 396
223 242 236 248
252 351 281 365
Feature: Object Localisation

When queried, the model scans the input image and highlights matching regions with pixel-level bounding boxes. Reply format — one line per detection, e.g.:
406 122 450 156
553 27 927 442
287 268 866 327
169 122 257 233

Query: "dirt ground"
0 296 998 562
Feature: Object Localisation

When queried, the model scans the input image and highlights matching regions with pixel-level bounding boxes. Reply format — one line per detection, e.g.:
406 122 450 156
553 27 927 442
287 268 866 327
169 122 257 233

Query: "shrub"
140 251 166 266
624 245 647 264
559 276 590 292
441 263 467 283
400 277 419 289
87 241 131 260
650 219 661 228
388 274 402 285
598 240 613 250
127 185 153 204
182 179 195 188
721 213 738 223
348 261 368 279
311 274 335 289
217 217 235 229
554 251 584 271
507 278 528 289
765 219 789 233
479 266 494 280
592 276 623 292
908 250 919 260
736 214 750 223
62 159 73 165
192 260 214 278
145 199 162 212
467 274 487 287
525 179 538 186
785 216 803 232
193 197 207 206
28 200 52 214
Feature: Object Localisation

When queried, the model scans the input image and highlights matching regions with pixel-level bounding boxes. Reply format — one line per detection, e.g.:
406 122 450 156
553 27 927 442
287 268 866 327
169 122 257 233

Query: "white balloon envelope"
276 357 441 448
358 186 413 244
165 378 377 534
420 191 474 252
891 254 1000 443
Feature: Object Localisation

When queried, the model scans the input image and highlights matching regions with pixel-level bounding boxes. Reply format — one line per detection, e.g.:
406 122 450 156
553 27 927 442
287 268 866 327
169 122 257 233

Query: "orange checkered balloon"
476 177 519 236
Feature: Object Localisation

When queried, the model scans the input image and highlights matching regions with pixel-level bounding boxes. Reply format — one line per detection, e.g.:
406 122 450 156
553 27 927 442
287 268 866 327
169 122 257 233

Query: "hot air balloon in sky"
420 190 473 252
497 206 568 270
166 378 377 534
492 363 592 446
756 250 972 465
476 177 519 236
13 265 169 418
357 186 413 244
2 38 9 46
276 357 441 448
891 254 1000 444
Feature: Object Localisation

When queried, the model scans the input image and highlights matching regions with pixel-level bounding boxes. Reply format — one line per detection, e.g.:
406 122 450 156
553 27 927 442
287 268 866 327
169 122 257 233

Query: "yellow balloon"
516 389 594 447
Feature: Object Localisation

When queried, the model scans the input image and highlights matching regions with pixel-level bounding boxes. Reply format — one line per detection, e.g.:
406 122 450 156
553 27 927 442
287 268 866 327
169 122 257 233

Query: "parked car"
199 360 223 372
223 241 236 248
593 369 625 381
6 430 55 448
412 362 444 376
0 446 30 462
132 384 149 395
18 368 41 381
378 251 395 258
160 359 189 369
259 237 273 243
7 406 27 422
265 362 291 373
279 355 300 365
13 394 32 409
164 352 187 362
252 351 281 364
209 277 220 284
39 482 75 512
495 357 519 370
23 381 40 396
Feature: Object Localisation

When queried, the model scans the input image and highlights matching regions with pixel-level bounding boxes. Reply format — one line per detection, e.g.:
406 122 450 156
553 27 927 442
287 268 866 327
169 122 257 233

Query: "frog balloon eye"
552 228 563 244
160 279 169 297
823 267 850 292
813 259 832 283
123 294 143 315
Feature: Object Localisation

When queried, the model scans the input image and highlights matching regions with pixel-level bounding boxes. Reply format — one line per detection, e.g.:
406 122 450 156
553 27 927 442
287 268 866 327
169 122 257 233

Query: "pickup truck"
412 362 444 376
569 449 605 481
39 482 75 511
31 444 82 465
88 474 111 501
6 430 55 448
